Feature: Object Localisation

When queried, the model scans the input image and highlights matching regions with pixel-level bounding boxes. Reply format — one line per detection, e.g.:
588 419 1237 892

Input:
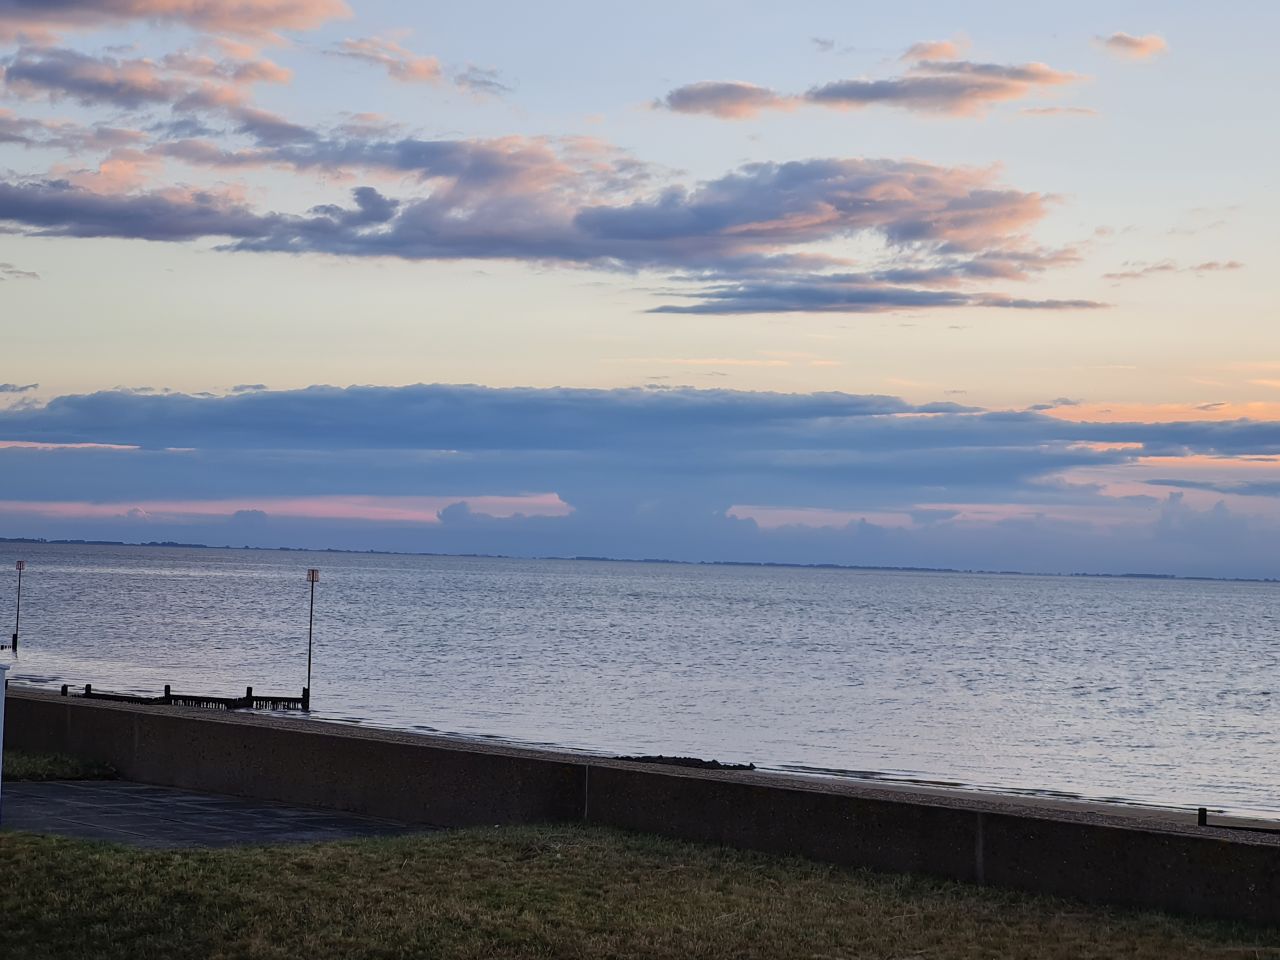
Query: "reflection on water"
4 543 1278 818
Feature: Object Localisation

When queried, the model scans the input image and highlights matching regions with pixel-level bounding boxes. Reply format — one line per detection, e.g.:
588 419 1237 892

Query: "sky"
0 1 1278 576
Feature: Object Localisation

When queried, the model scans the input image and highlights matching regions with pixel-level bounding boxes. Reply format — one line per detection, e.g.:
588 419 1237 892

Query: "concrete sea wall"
5 687 1279 925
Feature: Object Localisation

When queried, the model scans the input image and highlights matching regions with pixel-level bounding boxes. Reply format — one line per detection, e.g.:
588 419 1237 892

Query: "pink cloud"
1 46 292 113
1040 401 1280 423
0 440 139 450
1103 259 1243 281
1099 32 1168 60
622 357 793 368
0 148 1094 315
729 505 915 529
0 493 572 523
731 493 1204 533
809 59 1080 117
659 48 1081 120
329 36 442 84
1063 457 1280 523
901 39 964 62
0 110 149 154
163 49 291 86
56 148 163 191
0 0 350 42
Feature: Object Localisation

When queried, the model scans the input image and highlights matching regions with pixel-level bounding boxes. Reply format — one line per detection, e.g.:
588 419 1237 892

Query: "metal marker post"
305 568 319 706
11 560 24 653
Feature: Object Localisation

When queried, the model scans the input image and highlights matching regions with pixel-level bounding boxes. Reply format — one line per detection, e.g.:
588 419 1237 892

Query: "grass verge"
1 824 1277 959
1 749 117 782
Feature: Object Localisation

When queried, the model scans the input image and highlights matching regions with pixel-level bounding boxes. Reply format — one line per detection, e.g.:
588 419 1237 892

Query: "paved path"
1 781 426 848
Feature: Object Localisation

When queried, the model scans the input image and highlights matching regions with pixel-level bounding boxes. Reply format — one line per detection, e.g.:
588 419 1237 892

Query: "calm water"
4 543 1278 817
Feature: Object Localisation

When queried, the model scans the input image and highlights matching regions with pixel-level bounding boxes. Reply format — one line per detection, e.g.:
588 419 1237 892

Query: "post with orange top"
305 568 319 709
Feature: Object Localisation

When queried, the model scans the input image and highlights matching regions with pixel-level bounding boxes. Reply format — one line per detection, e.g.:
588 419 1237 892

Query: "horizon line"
1 535 1276 586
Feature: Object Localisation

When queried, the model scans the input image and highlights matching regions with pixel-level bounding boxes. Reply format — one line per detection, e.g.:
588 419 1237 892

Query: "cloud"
811 37 835 53
0 177 277 240
328 36 441 84
572 158 1051 261
649 280 968 314
1145 479 1280 498
0 439 137 449
8 382 1280 468
0 261 38 280
157 129 653 200
0 107 150 153
1 46 291 112
974 295 1105 310
0 41 1090 318
0 383 961 451
805 60 1079 116
454 64 511 96
0 105 38 143
229 105 316 145
4 383 1280 575
326 37 511 96
0 493 571 524
1103 259 1243 282
0 0 350 42
657 45 1079 120
648 275 1104 315
901 39 964 61
0 148 1089 314
1099 32 1168 60
0 14 1096 319
656 81 795 119
1028 397 1082 411
1020 106 1097 117
0 381 37 392
0 43 299 177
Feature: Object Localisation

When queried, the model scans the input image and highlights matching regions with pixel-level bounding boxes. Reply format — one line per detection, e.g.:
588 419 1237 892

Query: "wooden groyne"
61 683 309 711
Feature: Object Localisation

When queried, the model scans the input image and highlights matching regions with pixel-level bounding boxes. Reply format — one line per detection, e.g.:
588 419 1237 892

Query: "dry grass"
1 825 1277 959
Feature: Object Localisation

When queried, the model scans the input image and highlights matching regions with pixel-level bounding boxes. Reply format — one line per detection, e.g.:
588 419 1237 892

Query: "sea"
3 542 1278 818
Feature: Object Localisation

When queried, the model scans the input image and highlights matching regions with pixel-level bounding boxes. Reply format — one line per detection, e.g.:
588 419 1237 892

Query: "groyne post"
11 559 24 652
305 568 319 704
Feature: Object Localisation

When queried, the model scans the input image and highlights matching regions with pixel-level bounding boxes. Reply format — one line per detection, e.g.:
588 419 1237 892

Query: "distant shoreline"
1 535 1275 585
